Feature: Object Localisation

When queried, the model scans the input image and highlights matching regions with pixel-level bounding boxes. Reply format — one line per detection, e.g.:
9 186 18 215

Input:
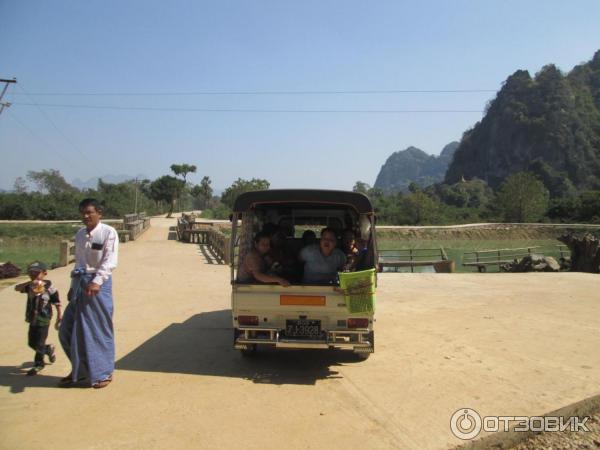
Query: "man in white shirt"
59 198 119 389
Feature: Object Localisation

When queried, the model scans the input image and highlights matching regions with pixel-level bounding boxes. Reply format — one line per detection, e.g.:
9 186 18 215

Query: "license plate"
285 319 321 339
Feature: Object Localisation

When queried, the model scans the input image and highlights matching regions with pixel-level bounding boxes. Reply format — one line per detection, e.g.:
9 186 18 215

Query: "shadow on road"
0 364 81 394
116 309 359 385
198 244 224 264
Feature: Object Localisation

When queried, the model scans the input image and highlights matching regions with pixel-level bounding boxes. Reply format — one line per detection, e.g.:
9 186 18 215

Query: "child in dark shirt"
14 261 62 376
342 229 367 272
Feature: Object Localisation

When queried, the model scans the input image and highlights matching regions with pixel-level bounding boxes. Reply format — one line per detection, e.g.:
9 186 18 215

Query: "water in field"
381 264 436 273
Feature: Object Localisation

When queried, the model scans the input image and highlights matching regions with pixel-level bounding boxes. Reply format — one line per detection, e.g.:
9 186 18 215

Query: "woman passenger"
299 227 346 283
237 231 290 287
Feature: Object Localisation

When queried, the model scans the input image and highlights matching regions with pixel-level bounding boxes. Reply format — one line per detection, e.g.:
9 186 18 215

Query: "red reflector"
347 318 369 328
238 315 259 326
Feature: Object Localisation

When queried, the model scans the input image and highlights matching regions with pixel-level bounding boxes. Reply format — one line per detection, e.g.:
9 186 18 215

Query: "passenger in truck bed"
237 231 290 286
301 229 317 247
299 227 346 284
265 228 296 278
342 228 367 272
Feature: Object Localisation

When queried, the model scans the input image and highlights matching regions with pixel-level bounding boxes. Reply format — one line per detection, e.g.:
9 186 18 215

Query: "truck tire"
354 352 371 360
354 331 374 360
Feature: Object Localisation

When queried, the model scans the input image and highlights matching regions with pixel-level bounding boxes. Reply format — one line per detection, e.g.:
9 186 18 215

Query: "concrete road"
0 217 598 449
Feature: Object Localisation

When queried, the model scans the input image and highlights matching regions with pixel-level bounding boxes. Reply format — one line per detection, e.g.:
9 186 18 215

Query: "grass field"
0 223 566 276
377 238 563 272
0 224 80 273
0 223 79 240
0 243 61 272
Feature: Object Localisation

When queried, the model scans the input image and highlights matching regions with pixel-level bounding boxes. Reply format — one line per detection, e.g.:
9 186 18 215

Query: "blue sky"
1 0 599 192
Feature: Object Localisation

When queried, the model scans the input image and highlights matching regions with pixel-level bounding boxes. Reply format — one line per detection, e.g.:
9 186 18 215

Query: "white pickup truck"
230 189 377 359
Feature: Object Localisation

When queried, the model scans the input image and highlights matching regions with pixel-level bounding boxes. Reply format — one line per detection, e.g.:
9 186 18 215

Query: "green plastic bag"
338 269 376 314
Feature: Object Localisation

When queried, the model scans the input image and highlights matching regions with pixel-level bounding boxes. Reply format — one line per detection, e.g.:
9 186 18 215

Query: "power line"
11 102 483 114
8 88 497 96
16 85 92 163
6 109 74 163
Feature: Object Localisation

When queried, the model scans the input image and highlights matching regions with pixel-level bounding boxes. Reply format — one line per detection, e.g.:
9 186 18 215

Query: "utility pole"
134 178 139 215
0 78 17 116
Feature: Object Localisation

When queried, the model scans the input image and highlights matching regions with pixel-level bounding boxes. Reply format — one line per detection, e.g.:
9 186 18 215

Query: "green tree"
497 172 549 222
190 185 203 209
577 191 600 222
400 192 440 225
199 176 213 208
191 176 214 209
13 177 28 193
149 175 185 218
220 178 270 209
352 181 371 195
96 178 137 217
27 169 78 195
407 182 420 194
170 164 197 213
170 164 197 184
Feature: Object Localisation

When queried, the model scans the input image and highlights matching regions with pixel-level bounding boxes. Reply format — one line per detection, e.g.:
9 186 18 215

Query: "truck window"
232 206 376 285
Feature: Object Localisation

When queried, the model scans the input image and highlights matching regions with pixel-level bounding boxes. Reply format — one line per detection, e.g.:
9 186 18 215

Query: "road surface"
1 217 598 449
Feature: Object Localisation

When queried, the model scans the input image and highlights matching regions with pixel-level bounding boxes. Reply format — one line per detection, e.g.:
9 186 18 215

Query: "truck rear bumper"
234 327 374 353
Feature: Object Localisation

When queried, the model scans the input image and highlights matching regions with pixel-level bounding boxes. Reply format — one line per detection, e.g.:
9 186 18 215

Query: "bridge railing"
122 212 151 241
206 228 231 265
57 213 151 267
176 215 230 265
59 241 76 267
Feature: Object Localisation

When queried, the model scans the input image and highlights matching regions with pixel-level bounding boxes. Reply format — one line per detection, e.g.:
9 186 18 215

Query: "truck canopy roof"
232 189 374 214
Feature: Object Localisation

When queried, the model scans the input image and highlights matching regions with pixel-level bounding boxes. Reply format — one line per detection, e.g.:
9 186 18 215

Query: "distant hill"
71 174 148 190
374 142 459 193
446 50 600 197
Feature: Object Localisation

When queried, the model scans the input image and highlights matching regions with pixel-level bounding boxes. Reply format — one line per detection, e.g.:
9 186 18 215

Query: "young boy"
14 261 62 376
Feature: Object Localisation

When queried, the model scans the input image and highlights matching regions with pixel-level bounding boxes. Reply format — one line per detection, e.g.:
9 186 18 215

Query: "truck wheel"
354 352 371 360
240 344 257 357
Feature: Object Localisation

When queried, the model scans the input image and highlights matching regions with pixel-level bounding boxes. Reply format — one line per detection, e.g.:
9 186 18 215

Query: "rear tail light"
238 315 259 326
347 318 369 329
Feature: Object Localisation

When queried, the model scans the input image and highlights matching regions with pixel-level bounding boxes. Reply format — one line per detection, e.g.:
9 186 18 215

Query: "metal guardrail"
378 248 452 273
557 244 570 260
463 246 539 272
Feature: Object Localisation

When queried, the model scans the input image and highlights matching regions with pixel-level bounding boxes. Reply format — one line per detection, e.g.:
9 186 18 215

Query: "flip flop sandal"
57 374 87 388
92 375 113 389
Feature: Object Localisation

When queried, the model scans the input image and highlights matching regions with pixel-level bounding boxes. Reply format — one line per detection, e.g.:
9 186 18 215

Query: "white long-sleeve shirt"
74 221 119 285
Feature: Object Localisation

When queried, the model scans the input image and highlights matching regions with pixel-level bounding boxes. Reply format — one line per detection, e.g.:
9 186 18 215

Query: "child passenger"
342 229 367 272
14 262 62 376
